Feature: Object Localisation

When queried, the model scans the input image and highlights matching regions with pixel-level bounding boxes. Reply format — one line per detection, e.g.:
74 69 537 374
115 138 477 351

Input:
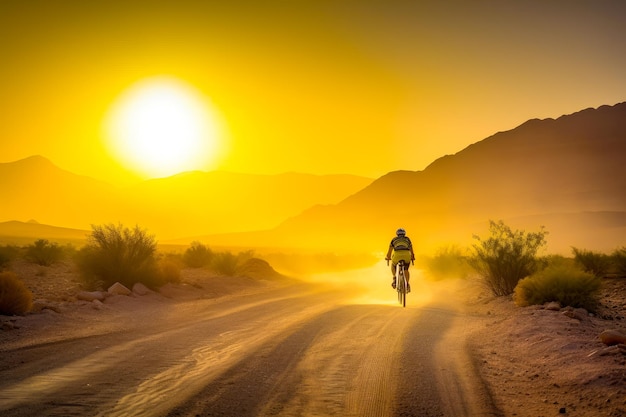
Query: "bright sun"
104 77 225 178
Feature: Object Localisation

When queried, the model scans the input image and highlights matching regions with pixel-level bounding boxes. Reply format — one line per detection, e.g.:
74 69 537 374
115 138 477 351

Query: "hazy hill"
236 102 626 254
119 170 373 237
0 220 89 246
0 155 119 230
0 156 372 239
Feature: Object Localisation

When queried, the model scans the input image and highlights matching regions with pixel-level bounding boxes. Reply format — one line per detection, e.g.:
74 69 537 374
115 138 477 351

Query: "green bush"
420 245 471 280
468 220 548 296
0 245 19 269
75 223 159 290
572 247 612 277
514 264 601 310
25 239 64 266
183 241 213 268
610 247 626 276
0 271 33 315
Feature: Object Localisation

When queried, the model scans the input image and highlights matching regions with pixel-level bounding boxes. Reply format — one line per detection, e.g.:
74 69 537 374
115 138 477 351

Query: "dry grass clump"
0 271 33 315
514 264 602 311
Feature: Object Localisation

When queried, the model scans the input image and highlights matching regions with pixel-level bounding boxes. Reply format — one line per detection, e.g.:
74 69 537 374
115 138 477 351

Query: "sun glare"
104 77 226 178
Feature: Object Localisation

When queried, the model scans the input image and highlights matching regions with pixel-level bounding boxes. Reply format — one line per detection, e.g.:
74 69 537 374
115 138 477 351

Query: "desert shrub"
420 245 471 280
0 245 19 269
468 220 548 296
75 223 159 290
183 241 214 268
211 252 239 276
0 271 33 315
572 247 611 277
610 247 626 276
514 264 601 310
541 254 574 269
209 250 257 277
211 251 241 276
61 243 77 259
25 239 64 266
157 255 182 284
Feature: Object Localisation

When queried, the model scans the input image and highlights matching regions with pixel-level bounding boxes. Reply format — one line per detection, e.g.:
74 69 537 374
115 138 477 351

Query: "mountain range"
0 157 372 239
2 102 625 254
196 102 626 254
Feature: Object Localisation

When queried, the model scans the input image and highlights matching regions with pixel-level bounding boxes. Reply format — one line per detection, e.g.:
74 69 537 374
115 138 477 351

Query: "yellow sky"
1 0 625 184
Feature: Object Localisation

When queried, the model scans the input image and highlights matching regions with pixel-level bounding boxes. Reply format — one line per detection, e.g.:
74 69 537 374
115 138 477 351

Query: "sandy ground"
464 278 626 417
1 260 626 416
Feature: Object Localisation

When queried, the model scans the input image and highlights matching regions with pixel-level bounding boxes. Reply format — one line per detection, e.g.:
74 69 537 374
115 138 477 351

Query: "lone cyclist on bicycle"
385 228 415 291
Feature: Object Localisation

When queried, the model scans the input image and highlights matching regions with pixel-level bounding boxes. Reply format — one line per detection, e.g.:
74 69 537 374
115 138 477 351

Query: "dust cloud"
303 260 437 308
295 257 476 312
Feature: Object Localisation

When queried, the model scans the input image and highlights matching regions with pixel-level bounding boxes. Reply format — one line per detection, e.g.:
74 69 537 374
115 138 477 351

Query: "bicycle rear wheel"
397 265 406 307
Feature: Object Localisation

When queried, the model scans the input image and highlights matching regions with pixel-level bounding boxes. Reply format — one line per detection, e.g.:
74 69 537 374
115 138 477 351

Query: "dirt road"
0 280 500 417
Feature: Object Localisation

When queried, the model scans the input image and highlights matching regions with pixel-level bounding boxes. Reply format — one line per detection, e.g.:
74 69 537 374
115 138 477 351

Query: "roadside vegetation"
0 271 32 315
183 241 214 268
572 246 624 277
0 222 285 315
612 247 626 276
422 220 618 311
183 242 259 275
418 245 472 281
468 220 548 296
75 224 162 290
514 264 601 310
25 239 66 266
1 218 622 315
0 244 19 269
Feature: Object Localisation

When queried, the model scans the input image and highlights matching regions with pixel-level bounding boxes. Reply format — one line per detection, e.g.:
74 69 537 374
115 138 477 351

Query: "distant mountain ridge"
224 102 626 254
0 156 373 239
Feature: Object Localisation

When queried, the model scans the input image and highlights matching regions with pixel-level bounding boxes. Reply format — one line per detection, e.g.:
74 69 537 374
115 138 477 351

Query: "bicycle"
387 259 409 307
396 260 408 307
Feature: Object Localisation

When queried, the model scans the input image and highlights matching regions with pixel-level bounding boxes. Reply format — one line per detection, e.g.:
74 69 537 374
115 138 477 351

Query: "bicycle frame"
396 260 407 307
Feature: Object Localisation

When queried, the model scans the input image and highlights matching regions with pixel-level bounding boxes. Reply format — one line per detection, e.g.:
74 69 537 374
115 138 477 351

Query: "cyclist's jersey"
390 236 412 252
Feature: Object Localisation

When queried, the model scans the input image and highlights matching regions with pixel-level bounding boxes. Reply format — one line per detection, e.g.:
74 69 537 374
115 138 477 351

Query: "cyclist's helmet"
396 228 406 236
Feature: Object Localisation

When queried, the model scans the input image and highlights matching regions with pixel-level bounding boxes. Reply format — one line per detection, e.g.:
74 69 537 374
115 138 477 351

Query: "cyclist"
385 228 415 291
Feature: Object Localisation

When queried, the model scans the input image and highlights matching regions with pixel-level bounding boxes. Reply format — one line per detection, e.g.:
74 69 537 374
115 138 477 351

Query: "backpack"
392 236 411 251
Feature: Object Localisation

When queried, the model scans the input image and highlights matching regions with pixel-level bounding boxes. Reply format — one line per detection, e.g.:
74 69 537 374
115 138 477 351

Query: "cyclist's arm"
385 245 393 260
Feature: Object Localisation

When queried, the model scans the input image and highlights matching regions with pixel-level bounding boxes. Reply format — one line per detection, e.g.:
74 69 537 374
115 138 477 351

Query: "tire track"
169 304 412 417
0 288 337 417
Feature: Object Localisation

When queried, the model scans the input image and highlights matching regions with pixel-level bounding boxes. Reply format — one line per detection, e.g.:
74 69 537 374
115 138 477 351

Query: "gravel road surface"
0 281 499 417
